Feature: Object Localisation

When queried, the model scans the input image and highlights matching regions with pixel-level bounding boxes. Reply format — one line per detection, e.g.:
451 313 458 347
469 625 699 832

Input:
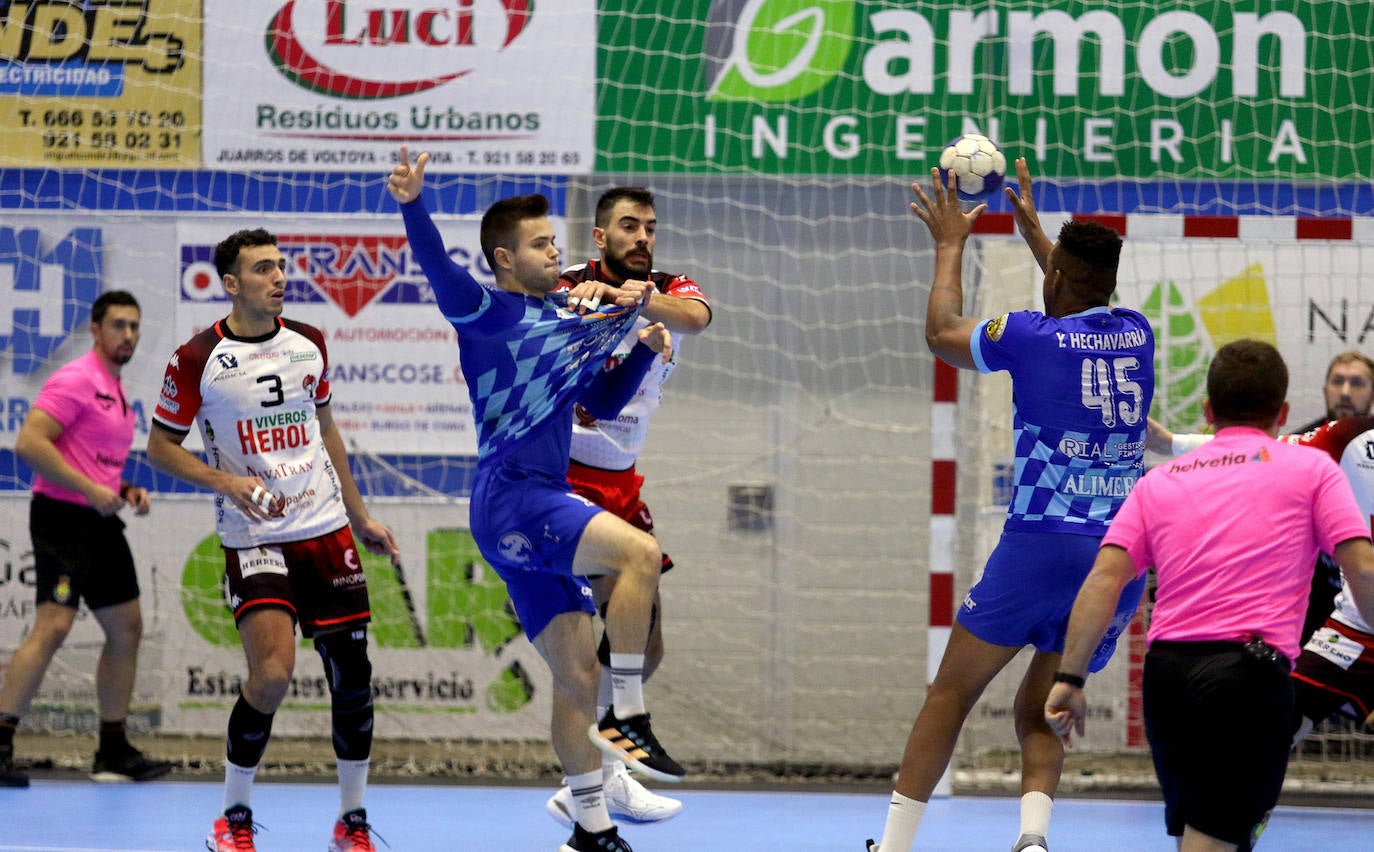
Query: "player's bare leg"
1010 650 1063 852
533 611 636 851
574 513 684 782
877 624 1022 850
547 576 681 828
89 600 169 782
1180 827 1237 852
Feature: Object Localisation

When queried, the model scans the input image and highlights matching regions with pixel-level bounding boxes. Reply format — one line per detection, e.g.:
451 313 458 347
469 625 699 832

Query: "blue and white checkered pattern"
973 306 1155 535
464 292 640 463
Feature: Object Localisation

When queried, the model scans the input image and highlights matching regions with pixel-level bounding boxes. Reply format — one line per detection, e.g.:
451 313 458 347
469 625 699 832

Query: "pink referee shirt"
30 348 135 508
1103 425 1371 663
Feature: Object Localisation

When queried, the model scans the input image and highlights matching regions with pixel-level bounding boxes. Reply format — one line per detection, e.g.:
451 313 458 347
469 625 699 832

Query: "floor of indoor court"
4 774 1373 850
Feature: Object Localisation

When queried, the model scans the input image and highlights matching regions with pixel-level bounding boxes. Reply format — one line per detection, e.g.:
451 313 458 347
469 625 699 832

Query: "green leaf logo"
706 0 855 102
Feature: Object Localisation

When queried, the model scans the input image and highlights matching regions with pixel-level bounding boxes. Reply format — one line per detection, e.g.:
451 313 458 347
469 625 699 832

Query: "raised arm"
910 168 985 369
1004 157 1054 273
388 145 484 319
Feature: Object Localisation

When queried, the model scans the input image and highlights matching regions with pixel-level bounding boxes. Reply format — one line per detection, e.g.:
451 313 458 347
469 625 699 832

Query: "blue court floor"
3 778 1372 850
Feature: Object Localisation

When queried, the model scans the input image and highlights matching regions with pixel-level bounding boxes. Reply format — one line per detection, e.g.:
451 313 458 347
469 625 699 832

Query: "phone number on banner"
29 108 187 154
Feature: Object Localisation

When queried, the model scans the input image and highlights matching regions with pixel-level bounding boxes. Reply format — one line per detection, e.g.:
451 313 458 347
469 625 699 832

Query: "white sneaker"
545 763 684 828
1012 833 1048 852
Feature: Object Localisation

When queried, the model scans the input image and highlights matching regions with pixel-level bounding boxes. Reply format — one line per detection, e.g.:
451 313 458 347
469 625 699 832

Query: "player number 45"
1081 356 1143 428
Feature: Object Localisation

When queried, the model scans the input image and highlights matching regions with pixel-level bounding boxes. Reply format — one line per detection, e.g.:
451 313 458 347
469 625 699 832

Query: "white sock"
1020 791 1053 838
222 760 258 812
608 653 646 717
337 757 370 816
877 790 926 851
600 758 620 782
597 666 614 720
567 769 613 833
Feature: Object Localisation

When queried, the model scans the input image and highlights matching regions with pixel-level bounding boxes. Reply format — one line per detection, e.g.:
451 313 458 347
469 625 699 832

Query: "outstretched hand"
910 168 984 247
387 144 428 204
1004 157 1043 237
637 322 673 363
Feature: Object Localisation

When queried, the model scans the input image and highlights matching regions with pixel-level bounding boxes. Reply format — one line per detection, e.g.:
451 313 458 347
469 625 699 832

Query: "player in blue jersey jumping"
387 147 679 852
868 159 1156 852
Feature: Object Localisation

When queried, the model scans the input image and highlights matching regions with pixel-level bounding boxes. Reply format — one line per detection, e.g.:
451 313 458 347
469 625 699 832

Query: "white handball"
938 134 1007 200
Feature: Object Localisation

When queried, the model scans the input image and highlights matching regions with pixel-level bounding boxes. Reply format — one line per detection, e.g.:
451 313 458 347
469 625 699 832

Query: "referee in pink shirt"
1046 340 1374 852
0 290 170 788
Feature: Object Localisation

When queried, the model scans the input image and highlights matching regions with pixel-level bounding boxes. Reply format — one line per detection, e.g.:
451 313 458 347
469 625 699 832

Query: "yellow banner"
0 0 201 167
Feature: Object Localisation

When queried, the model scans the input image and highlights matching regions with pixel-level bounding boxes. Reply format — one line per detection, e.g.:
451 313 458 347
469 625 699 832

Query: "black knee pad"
314 628 373 760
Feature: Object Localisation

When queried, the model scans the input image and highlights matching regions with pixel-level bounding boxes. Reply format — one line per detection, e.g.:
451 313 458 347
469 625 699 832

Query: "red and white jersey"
152 317 348 548
1288 417 1374 633
559 261 709 470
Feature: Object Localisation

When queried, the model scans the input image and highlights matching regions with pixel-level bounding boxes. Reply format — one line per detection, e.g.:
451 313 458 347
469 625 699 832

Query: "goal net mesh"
1 1 1372 796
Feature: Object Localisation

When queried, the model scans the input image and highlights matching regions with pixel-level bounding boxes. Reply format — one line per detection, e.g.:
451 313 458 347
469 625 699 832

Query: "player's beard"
604 247 652 283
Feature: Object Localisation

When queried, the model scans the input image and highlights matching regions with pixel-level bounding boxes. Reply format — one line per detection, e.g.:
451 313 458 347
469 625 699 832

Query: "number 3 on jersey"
1081 356 1144 427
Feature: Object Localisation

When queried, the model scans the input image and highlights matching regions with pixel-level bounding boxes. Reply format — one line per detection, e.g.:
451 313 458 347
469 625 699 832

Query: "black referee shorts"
29 493 139 610
1143 640 1293 850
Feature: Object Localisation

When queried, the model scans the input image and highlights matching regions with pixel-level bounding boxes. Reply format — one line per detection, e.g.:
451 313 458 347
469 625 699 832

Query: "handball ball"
938 134 1007 200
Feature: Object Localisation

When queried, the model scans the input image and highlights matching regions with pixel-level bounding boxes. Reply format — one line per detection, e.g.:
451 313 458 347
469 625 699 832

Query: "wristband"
1052 671 1086 688
118 483 131 499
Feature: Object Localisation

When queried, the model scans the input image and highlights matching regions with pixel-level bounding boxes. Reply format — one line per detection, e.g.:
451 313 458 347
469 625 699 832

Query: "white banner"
175 215 541 456
0 493 552 740
202 0 596 173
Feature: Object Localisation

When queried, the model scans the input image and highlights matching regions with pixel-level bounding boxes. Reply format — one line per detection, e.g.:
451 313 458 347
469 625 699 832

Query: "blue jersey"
401 199 649 476
971 306 1155 535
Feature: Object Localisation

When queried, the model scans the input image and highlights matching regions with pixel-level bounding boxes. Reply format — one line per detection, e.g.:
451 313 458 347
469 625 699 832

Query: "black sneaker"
0 747 29 788
588 707 685 783
90 746 173 783
559 823 633 852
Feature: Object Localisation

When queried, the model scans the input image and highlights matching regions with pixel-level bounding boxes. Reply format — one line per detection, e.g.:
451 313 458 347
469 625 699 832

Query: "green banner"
597 1 1374 179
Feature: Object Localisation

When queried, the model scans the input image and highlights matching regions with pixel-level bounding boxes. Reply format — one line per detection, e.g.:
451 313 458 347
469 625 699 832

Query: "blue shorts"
470 460 601 640
958 529 1145 673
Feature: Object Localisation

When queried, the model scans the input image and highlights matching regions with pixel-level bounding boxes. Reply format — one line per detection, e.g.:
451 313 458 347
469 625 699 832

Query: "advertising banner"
0 0 201 167
597 0 1374 179
0 212 554 471
0 492 551 740
203 0 596 173
175 218 508 456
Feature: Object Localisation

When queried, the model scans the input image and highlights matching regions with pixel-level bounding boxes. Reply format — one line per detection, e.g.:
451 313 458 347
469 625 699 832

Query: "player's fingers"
1016 157 1033 199
926 167 946 201
910 181 934 212
414 151 429 179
